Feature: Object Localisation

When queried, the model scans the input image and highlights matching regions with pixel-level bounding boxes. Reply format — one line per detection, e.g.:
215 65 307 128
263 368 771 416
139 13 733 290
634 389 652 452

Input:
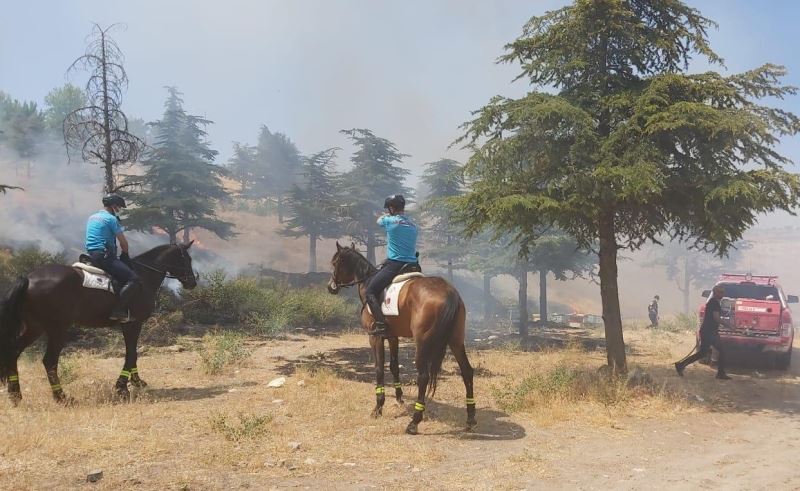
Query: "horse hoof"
130 378 148 389
114 385 130 400
9 394 22 406
465 420 477 432
396 397 405 405
371 407 383 418
405 424 418 435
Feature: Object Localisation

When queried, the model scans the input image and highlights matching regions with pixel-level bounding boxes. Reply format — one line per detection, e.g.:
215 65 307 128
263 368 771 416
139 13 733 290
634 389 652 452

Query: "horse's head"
160 241 199 290
328 241 359 295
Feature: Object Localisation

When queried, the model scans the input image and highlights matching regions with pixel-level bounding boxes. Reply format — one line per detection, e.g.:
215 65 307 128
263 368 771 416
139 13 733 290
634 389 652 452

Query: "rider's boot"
365 294 390 337
110 280 141 322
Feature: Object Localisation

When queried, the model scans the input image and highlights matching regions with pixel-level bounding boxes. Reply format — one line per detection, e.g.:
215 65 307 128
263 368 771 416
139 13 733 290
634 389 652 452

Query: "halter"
330 253 379 289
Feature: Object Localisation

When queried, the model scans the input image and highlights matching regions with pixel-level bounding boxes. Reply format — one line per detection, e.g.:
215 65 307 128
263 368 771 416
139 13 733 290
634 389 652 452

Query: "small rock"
296 380 306 387
411 467 421 473
632 467 645 473
693 394 705 403
307 328 316 332
272 399 284 404
343 462 356 467
228 389 237 393
287 464 298 471
304 458 317 465
487 335 498 340
267 377 286 388
166 345 184 353
288 441 301 451
754 371 766 379
473 338 482 342
86 470 103 483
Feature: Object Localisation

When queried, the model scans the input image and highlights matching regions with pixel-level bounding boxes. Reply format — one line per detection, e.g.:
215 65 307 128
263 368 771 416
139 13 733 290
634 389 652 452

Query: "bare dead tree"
63 23 144 193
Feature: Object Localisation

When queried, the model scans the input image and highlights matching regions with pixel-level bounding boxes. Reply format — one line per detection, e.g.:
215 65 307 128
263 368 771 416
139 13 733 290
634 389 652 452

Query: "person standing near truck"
674 285 731 380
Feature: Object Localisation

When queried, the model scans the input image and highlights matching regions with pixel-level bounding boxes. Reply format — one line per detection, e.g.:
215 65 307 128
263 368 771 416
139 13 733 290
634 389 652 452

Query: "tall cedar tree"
63 24 144 193
43 84 87 135
455 0 800 372
339 128 412 264
227 142 259 198
255 126 302 221
124 87 233 244
282 148 343 272
420 159 466 282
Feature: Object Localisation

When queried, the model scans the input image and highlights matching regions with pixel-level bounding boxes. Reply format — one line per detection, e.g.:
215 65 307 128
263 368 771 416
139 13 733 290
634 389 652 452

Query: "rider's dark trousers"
365 260 411 323
88 250 139 284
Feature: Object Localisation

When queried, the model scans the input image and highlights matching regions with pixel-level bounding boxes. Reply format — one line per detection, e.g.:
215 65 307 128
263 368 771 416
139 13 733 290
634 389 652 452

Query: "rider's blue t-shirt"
85 210 123 255
377 214 418 263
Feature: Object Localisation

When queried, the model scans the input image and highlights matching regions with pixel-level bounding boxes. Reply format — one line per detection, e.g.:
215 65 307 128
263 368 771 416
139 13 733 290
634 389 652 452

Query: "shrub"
141 310 184 346
198 331 252 375
0 245 66 294
210 412 272 442
182 269 354 334
493 365 640 413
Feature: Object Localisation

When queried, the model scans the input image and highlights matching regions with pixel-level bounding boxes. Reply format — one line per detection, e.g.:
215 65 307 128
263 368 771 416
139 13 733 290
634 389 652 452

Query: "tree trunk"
308 231 318 272
483 272 492 322
277 195 284 223
517 269 528 338
366 233 376 265
168 230 178 245
598 211 627 373
182 227 191 245
100 29 114 193
539 268 548 328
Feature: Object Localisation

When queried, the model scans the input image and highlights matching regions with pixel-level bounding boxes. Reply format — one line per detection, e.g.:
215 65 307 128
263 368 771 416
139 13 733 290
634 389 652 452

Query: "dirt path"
1 328 797 490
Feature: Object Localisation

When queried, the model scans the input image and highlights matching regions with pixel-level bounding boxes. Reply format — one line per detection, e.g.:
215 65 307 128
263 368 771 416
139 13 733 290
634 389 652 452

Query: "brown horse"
0 243 197 404
327 242 476 435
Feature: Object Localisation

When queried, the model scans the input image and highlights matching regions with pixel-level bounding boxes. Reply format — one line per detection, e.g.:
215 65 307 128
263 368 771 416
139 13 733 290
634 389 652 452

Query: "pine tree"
420 159 465 282
227 142 258 198
282 148 343 271
339 128 412 264
455 0 800 372
254 126 302 221
124 87 233 244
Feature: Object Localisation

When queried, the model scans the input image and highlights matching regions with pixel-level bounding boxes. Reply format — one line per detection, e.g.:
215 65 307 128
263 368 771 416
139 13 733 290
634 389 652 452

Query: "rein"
132 247 197 283
331 269 377 289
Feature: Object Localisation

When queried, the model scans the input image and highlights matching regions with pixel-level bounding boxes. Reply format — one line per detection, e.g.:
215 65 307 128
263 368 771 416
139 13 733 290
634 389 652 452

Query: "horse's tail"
424 288 461 398
0 277 28 382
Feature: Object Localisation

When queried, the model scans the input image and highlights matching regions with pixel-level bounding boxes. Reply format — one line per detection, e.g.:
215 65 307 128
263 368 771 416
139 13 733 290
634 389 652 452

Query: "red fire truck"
701 274 796 369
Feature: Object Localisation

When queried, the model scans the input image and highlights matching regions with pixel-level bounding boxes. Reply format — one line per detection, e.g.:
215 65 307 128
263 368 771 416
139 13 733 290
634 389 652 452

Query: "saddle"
73 254 117 293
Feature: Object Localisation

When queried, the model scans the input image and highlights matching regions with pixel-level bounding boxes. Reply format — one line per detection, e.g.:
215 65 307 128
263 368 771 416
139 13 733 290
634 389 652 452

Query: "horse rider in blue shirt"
85 194 141 322
365 194 419 336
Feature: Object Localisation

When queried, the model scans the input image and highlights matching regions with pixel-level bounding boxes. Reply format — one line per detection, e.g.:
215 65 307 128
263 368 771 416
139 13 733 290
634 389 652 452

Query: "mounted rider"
365 194 419 336
85 194 141 322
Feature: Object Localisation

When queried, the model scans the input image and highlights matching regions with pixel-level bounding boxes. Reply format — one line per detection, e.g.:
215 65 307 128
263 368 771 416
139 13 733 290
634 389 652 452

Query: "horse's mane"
341 247 377 279
134 244 175 263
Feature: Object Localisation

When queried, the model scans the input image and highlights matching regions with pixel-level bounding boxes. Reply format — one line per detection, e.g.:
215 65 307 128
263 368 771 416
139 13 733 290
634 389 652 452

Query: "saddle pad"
366 278 418 317
79 270 114 293
72 262 107 276
392 272 424 283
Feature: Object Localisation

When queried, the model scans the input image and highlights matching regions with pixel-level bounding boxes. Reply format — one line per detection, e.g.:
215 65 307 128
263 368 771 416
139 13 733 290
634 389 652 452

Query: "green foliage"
124 87 233 243
254 125 302 201
227 142 259 198
339 128 412 263
420 159 467 273
454 0 800 370
43 84 87 134
0 91 45 160
282 148 344 271
210 412 272 442
199 331 252 375
141 310 184 346
182 270 354 334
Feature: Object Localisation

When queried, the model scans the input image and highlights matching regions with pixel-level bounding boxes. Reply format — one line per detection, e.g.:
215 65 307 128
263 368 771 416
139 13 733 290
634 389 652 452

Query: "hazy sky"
2 0 799 189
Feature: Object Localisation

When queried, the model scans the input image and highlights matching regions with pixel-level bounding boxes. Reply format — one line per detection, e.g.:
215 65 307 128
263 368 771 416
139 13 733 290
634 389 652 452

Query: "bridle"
329 254 378 289
133 246 198 283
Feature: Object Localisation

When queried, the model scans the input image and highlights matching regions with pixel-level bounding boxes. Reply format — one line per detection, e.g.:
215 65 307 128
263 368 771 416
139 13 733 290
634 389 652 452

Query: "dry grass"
0 326 709 490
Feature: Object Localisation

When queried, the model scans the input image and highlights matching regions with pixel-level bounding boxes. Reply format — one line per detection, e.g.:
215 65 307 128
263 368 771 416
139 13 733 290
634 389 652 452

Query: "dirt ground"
0 324 798 491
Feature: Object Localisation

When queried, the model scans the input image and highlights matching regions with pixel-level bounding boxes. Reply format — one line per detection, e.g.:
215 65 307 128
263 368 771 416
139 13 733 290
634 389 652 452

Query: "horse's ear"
184 240 194 249
350 242 355 250
336 241 342 252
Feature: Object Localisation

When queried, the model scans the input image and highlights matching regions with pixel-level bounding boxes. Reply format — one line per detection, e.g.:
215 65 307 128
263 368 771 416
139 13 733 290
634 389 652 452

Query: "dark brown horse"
0 243 197 404
327 242 476 434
